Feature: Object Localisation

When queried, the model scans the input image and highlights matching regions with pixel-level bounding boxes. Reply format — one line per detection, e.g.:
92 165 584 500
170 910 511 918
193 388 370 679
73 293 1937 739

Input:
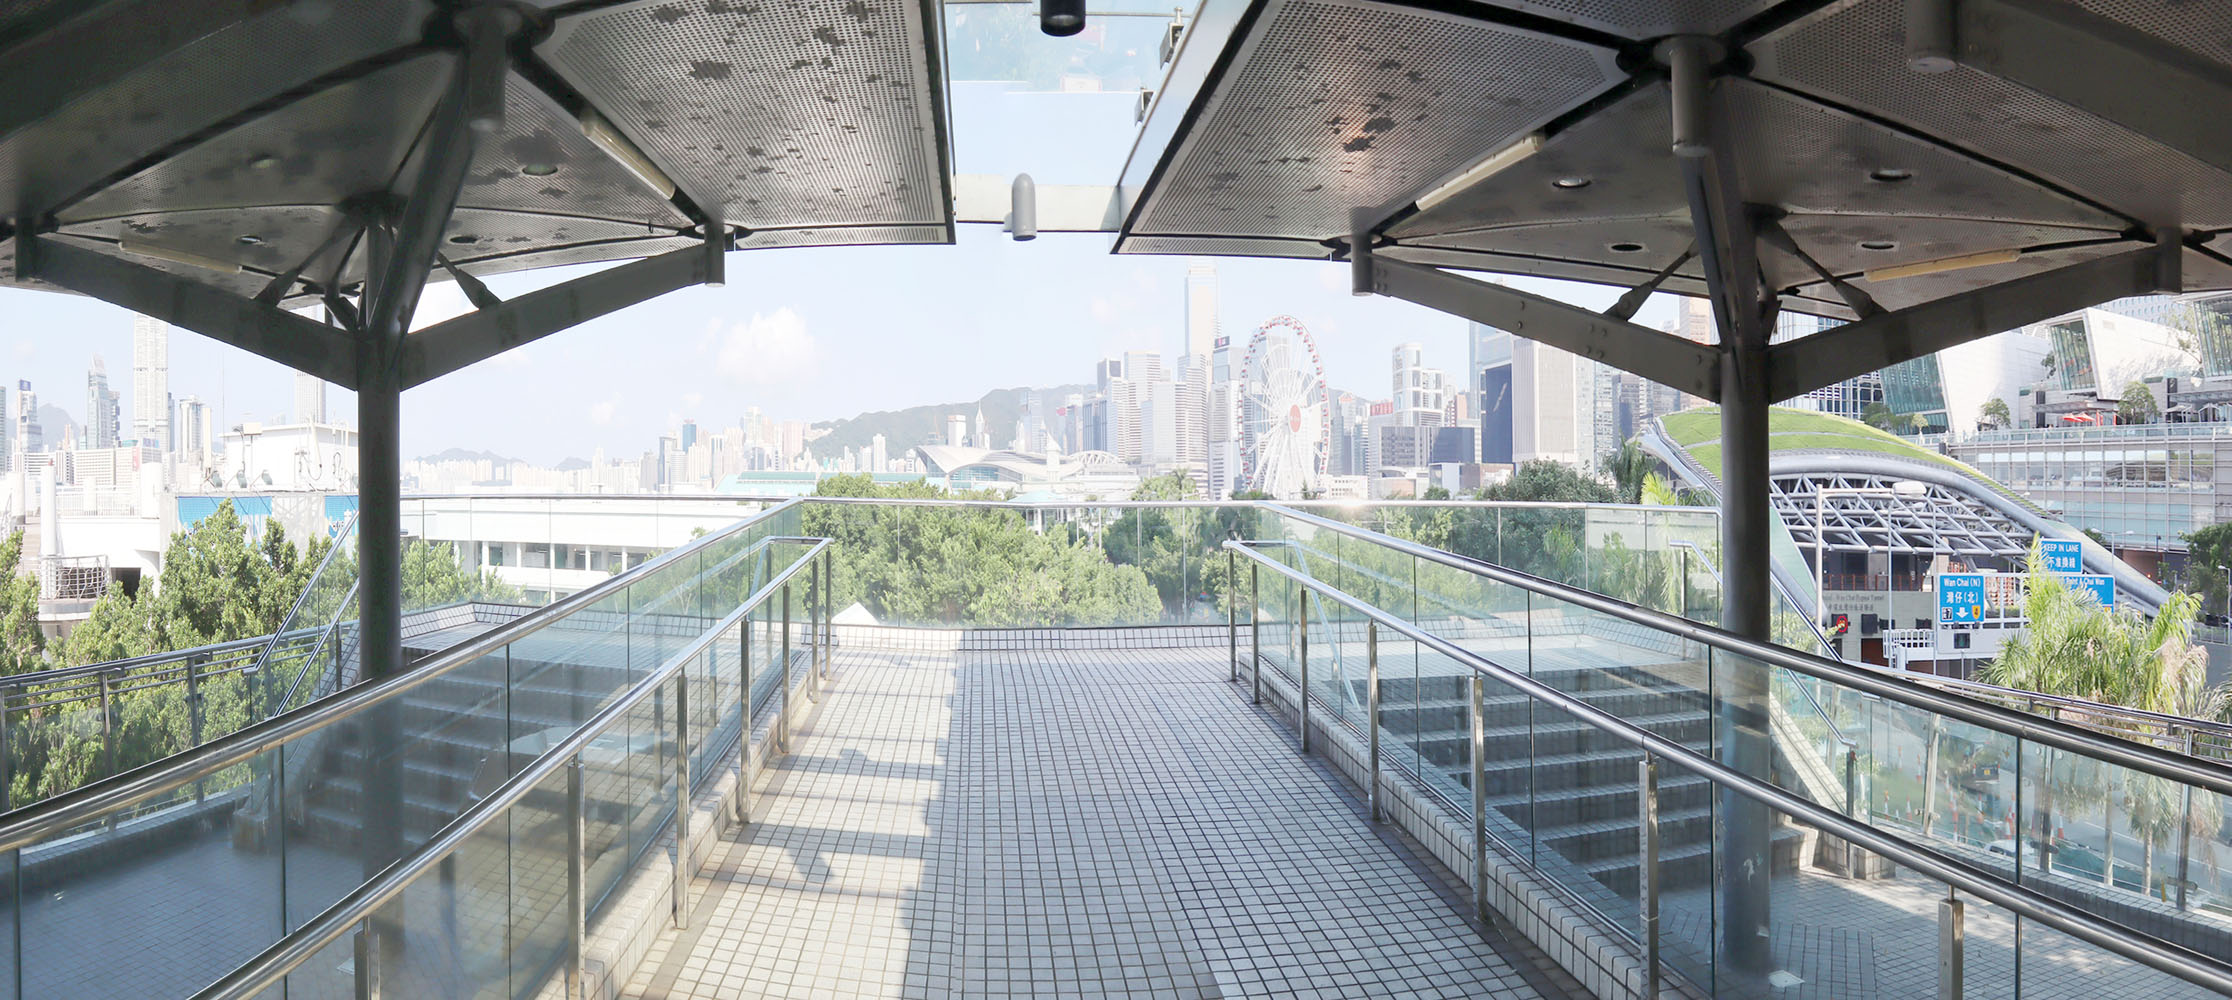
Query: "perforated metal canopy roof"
0 0 953 310
1117 0 2232 322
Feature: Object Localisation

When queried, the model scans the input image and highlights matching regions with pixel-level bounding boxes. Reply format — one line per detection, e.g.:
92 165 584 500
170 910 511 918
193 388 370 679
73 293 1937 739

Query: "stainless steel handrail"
248 510 359 700
1254 502 2232 799
191 535 833 1000
0 632 288 689
1226 539 2232 996
404 492 1720 514
0 496 806 852
1670 538 1859 753
271 578 361 718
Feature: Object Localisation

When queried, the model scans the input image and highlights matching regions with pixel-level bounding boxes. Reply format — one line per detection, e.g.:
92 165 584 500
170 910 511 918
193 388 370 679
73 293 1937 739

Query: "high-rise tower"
133 315 170 451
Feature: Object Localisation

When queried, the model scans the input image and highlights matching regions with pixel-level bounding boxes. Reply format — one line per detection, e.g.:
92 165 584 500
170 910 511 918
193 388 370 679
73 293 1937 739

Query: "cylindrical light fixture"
1010 174 1038 242
1040 0 1084 37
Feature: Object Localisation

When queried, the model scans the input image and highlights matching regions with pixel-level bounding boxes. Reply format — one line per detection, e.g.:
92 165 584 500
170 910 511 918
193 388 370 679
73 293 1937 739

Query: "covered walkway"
624 645 1565 1000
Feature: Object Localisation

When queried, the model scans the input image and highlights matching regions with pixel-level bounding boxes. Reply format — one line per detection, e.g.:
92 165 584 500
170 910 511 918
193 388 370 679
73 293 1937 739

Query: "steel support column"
355 13 517 941
1663 33 1777 974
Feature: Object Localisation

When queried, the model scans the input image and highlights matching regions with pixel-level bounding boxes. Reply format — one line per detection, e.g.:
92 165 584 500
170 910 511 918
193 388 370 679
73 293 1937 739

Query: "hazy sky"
0 13 1680 466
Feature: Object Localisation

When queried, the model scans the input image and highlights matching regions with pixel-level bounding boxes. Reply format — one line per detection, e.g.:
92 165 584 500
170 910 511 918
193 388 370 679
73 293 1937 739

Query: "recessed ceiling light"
1860 240 1897 251
236 235 263 246
1552 177 1591 190
1869 168 1912 182
248 154 280 170
1608 241 1645 253
521 163 559 177
448 235 477 245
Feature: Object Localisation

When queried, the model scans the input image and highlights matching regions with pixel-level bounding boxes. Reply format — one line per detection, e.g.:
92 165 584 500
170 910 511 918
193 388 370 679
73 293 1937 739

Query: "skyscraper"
85 357 120 449
15 381 41 458
175 395 211 464
132 315 169 451
294 372 326 425
680 419 698 452
1391 342 1446 428
1470 323 1516 465
945 413 969 448
1185 261 1219 363
1512 339 1581 466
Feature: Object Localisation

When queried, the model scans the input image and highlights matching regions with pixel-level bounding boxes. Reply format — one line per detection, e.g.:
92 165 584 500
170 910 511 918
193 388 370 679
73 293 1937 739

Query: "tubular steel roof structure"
0 0 951 391
1121 0 2232 409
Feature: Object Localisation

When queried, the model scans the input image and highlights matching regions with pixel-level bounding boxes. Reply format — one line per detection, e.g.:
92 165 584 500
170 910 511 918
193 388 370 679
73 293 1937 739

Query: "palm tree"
1605 440 1652 504
1985 541 2227 896
1638 472 1682 507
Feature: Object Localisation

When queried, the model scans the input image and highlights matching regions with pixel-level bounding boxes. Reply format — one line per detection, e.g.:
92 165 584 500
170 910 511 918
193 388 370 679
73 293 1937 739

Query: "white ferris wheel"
1239 316 1329 498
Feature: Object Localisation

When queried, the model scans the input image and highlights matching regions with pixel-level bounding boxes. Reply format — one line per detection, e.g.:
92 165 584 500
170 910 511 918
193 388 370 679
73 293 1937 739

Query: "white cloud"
1089 297 1118 323
11 341 33 361
589 398 619 425
715 307 819 385
409 283 472 331
488 344 531 368
682 392 704 410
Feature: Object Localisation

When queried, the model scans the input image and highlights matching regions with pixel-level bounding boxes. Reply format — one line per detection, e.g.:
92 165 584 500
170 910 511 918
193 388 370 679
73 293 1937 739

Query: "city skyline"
0 230 1676 467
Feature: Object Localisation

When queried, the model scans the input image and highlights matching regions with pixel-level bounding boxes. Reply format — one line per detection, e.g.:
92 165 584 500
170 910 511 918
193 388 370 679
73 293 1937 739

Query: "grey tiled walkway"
625 645 1556 999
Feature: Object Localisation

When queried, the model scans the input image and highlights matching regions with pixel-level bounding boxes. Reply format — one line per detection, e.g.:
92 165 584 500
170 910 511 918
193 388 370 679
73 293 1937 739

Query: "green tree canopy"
0 530 43 675
2117 380 2160 425
1979 397 2013 430
804 474 1161 626
1861 401 1896 431
1477 459 1616 503
2184 522 2232 620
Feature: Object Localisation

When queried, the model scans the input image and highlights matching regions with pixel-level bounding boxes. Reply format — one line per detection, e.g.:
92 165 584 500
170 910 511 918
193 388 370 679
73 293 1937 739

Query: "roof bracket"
18 233 362 390
1755 216 1885 319
256 221 365 307
1764 245 2161 400
397 241 719 389
1604 243 1697 322
1357 250 1722 402
433 253 503 310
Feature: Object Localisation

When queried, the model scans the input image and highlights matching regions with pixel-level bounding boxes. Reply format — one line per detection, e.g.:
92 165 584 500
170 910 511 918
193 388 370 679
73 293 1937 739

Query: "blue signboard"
2041 538 2083 575
2065 573 2115 607
1937 573 1986 624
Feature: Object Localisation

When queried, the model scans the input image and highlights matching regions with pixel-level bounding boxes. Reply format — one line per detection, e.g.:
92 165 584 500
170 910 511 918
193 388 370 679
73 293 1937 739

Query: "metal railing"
0 495 829 1000
1258 502 2232 803
193 534 834 1000
0 495 807 858
1225 536 2232 997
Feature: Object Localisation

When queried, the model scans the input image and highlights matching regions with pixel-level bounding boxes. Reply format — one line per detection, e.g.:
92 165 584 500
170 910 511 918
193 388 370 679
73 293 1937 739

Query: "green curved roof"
1661 407 2022 506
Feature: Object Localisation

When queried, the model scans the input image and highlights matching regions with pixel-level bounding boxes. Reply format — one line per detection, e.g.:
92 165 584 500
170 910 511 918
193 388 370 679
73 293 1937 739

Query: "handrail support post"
1470 673 1488 921
780 584 792 754
353 921 382 1000
738 618 753 827
1368 620 1381 822
1251 562 1262 705
567 754 586 1000
1939 892 1964 1000
1298 590 1311 755
1228 549 1239 682
1640 753 1661 999
672 672 690 930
